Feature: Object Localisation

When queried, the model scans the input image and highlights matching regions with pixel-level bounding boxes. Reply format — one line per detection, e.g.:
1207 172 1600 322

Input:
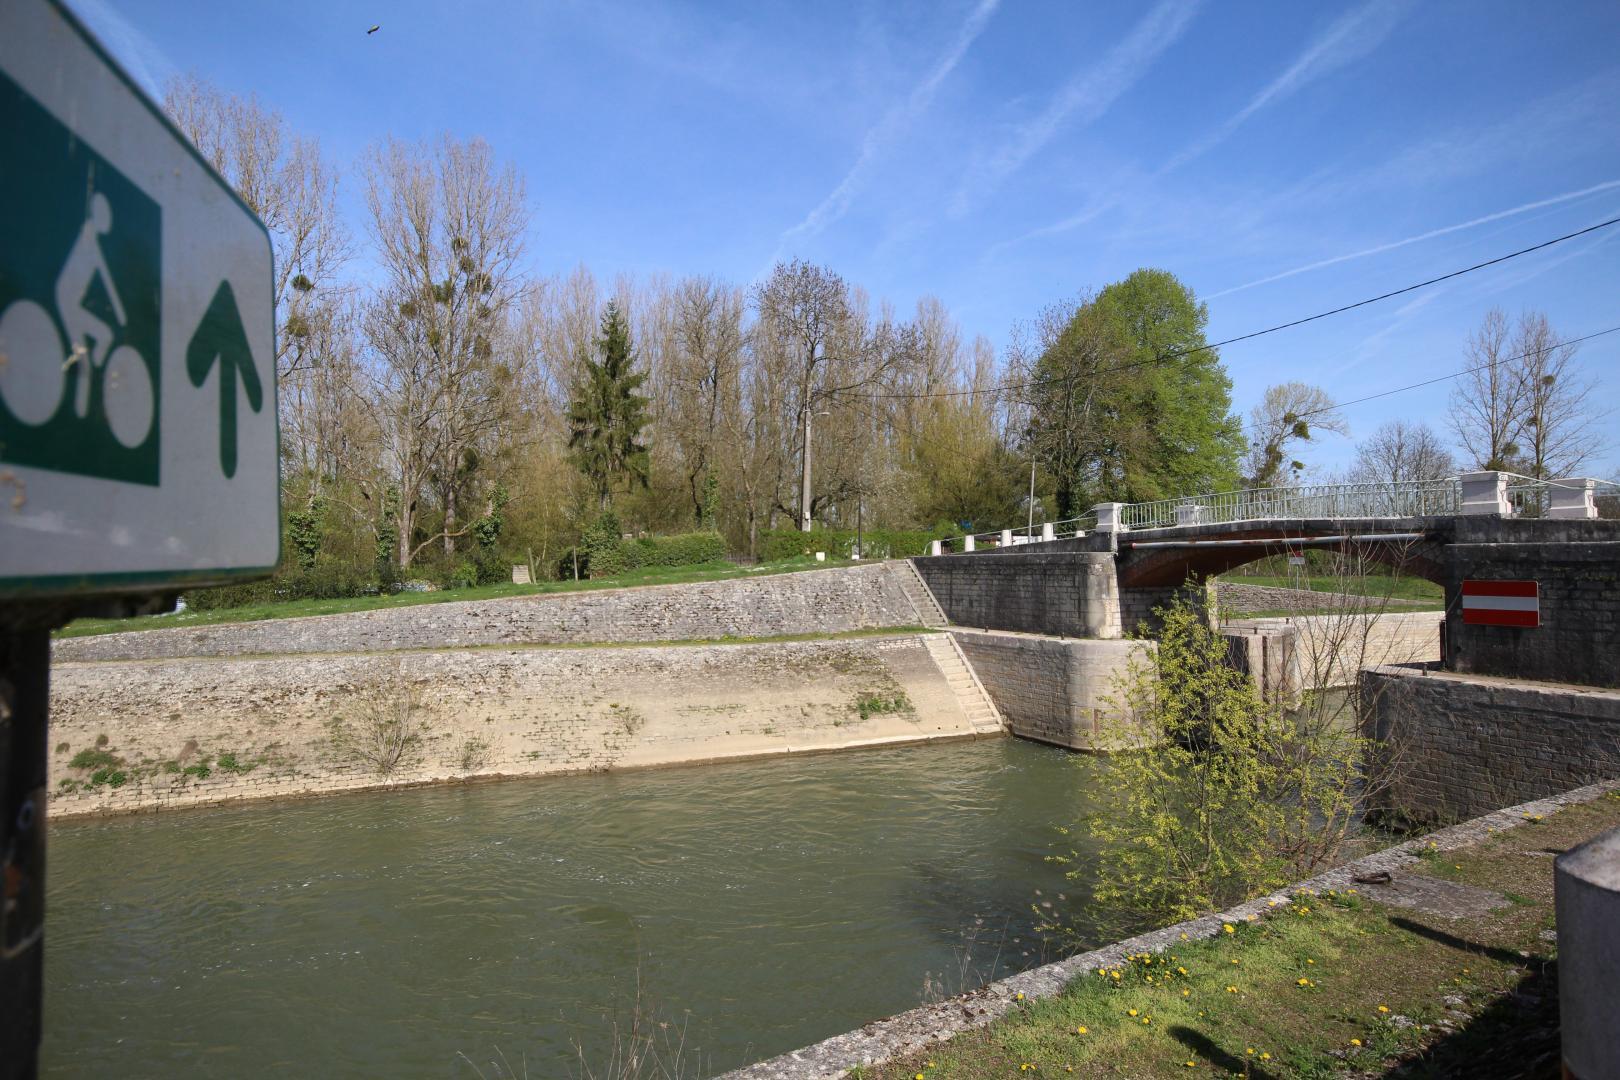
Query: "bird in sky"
367 25 380 34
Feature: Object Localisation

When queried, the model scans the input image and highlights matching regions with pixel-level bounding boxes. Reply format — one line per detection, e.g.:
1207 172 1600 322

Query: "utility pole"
1027 457 1037 537
799 405 813 532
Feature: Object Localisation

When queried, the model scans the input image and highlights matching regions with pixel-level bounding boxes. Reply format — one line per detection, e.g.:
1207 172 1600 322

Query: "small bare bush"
325 666 427 776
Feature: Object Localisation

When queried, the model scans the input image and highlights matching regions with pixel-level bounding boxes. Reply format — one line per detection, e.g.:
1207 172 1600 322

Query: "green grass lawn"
862 791 1620 1079
56 557 855 639
1218 574 1443 603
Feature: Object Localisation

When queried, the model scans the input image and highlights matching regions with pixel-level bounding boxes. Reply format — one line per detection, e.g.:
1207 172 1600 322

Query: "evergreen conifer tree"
567 301 651 511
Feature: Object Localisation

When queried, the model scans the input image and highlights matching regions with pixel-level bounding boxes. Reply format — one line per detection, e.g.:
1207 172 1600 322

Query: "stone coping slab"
720 778 1620 1080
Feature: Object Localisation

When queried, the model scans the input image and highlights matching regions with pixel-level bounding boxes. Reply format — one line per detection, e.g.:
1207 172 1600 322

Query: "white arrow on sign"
0 0 278 600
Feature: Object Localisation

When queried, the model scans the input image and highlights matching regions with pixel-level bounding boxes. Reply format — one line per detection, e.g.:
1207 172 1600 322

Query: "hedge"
617 531 727 570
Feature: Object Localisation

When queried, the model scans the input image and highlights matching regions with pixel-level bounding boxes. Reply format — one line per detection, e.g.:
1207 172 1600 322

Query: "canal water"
44 738 1111 1077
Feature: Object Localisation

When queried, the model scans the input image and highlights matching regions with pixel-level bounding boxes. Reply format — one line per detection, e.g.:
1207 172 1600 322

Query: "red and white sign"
1461 580 1540 628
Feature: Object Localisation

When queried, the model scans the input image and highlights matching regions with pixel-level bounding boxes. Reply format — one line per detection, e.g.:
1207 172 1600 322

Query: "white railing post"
999 529 1014 547
963 534 975 552
1093 502 1123 534
1459 471 1510 516
930 539 943 556
1041 522 1055 542
1548 477 1599 520
1174 503 1205 526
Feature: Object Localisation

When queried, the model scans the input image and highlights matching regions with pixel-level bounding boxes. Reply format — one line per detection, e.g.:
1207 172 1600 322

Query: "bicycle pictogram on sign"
0 67 161 486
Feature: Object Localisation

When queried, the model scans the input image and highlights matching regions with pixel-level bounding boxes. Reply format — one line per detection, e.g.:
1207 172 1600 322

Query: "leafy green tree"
567 301 651 511
1026 270 1244 516
1049 595 1374 932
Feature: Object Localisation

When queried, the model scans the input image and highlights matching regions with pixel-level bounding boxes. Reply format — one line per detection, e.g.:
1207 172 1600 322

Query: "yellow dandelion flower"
1177 967 1188 975
1245 1048 1255 1056
1222 924 1235 934
1180 933 1189 941
1296 978 1311 987
1231 959 1241 966
1184 1063 1196 1069
1111 971 1122 980
916 1074 925 1079
1182 989 1190 997
1225 985 1238 993
1260 1053 1271 1061
1127 1008 1138 1017
1377 1005 1390 1013
1350 1039 1362 1047
1076 1026 1087 1035
1015 992 1025 1001
1142 1017 1151 1025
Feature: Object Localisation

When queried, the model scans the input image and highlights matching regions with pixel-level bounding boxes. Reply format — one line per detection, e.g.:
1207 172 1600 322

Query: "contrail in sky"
779 0 1000 248
1207 179 1620 298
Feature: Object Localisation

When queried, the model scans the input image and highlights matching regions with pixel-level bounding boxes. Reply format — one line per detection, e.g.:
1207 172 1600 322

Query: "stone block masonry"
1361 663 1620 824
949 630 1151 751
911 553 1121 638
47 634 981 818
52 562 924 663
1443 519 1620 688
1222 611 1442 698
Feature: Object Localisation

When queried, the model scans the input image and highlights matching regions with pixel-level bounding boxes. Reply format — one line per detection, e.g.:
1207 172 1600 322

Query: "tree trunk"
799 407 813 532
443 486 457 559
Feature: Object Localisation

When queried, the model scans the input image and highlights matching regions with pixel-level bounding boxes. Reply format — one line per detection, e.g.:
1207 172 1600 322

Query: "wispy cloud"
1158 0 1410 175
68 0 178 97
778 0 1000 249
949 0 1201 218
1008 0 1410 247
1206 179 1620 298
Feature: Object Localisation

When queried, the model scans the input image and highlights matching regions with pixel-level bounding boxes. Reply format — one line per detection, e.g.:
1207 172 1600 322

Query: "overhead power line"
858 214 1620 402
1291 324 1620 419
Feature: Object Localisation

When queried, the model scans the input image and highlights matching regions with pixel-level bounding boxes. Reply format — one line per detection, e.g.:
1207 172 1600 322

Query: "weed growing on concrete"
68 748 120 771
324 665 428 777
457 738 490 772
216 751 258 775
855 690 912 720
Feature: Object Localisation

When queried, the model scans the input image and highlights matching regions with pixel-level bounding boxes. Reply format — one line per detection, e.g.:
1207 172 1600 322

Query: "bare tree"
1349 420 1455 486
1449 308 1524 471
163 74 350 388
1244 382 1347 487
1511 312 1605 478
752 260 850 532
363 135 528 567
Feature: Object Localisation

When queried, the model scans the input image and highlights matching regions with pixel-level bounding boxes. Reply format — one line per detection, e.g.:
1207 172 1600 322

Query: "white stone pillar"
1093 503 1124 534
963 534 975 552
1041 522 1056 542
1458 471 1510 516
930 539 943 556
1000 529 1014 548
1073 529 1087 539
1558 825 1620 1079
1548 477 1598 520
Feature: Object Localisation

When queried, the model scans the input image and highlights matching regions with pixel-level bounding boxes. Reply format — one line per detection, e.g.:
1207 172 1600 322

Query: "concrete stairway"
922 634 1004 735
895 559 949 627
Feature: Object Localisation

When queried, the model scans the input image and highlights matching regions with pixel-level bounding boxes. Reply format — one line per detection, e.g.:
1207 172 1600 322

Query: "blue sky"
74 0 1620 476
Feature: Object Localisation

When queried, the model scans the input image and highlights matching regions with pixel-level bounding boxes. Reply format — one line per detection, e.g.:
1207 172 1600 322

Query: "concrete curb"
720 778 1620 1080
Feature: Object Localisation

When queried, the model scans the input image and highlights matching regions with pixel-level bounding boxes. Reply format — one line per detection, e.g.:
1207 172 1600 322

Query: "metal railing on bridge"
928 473 1616 552
1118 478 1463 530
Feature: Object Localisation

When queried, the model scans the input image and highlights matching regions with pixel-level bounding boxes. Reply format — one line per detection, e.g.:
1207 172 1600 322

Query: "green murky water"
44 739 1109 1077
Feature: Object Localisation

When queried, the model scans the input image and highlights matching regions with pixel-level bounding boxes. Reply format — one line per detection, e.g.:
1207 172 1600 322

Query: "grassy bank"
861 790 1620 1079
58 557 853 639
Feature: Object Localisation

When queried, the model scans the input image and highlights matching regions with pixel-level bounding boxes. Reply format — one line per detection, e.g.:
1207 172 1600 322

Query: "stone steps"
894 560 949 628
923 634 1003 735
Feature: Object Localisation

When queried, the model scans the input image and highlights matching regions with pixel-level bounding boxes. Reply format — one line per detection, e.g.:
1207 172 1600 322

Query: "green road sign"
0 0 277 600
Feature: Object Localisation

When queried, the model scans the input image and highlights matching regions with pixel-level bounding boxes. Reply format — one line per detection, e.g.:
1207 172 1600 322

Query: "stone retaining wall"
1361 664 1620 823
910 553 1120 638
1222 610 1442 697
949 630 1150 751
52 563 922 663
47 634 978 818
1214 582 1433 613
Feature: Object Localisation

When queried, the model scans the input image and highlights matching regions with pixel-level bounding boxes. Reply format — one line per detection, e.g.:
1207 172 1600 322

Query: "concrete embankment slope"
47 564 991 818
52 562 924 662
49 634 985 818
